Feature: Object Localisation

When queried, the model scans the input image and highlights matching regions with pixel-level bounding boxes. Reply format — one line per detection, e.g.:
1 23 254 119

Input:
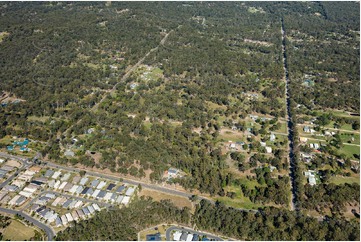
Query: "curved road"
0 207 55 240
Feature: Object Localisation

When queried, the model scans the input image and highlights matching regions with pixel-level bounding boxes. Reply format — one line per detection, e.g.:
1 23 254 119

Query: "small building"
260 141 266 147
86 188 94 196
92 203 101 211
309 176 316 186
54 180 61 189
90 179 100 188
180 232 188 241
186 234 193 242
79 177 88 186
71 210 80 221
52 171 62 179
96 181 107 190
91 189 101 198
15 195 27 206
61 215 68 225
81 187 90 195
76 209 85 219
65 213 73 222
303 126 310 133
52 197 63 207
106 183 116 191
4 185 18 192
72 176 81 184
121 196 130 205
64 150 75 157
173 230 182 241
74 200 83 208
309 143 314 149
110 193 118 202
69 185 79 194
299 137 308 143
192 234 199 241
61 173 71 181
104 192 113 201
44 169 54 178
116 195 124 204
167 168 179 179
125 187 135 196
63 183 74 192
75 185 84 194
82 207 90 216
62 199 73 208
97 190 106 199
270 133 276 142
115 185 126 194
146 233 161 241
265 146 272 154
68 200 78 209
87 205 95 214
55 216 62 227
58 181 68 190
0 158 4 163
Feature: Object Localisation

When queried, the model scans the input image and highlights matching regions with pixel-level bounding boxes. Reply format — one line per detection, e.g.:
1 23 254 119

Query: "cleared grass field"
329 175 360 185
339 144 360 160
2 220 35 241
139 189 192 209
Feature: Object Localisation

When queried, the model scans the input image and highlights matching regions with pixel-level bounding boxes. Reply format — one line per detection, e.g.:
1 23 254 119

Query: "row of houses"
172 230 209 241
0 164 16 179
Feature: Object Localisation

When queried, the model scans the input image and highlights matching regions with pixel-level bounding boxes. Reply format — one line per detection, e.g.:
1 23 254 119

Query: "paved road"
165 226 222 241
0 207 55 240
0 152 258 214
0 153 30 190
281 18 296 211
22 190 113 212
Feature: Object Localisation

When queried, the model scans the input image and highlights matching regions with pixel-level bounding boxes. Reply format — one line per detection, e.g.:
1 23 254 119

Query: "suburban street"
0 151 258 214
0 207 55 241
22 190 113 212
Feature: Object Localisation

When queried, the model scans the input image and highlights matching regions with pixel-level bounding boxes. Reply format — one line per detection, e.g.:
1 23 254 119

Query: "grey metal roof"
44 169 54 177
87 205 95 214
116 185 125 193
97 190 106 198
82 207 90 215
90 179 99 187
62 199 73 208
86 188 94 195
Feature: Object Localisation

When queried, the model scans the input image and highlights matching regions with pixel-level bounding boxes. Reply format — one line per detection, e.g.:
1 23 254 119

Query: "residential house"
52 171 61 179
173 231 182 241
106 183 116 191
90 179 100 188
115 185 125 194
116 195 124 204
79 177 88 186
63 183 74 193
270 133 276 142
71 210 79 221
96 181 107 190
72 176 81 184
121 196 130 205
65 213 74 222
92 203 101 211
125 187 135 196
44 170 54 178
61 173 71 181
186 234 193 242
265 146 272 154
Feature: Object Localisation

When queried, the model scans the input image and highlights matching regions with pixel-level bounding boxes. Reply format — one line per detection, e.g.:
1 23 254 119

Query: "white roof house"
309 176 316 186
52 171 61 179
54 180 61 189
48 180 56 188
69 185 79 194
91 189 101 198
61 173 71 181
265 146 272 154
270 133 276 141
104 192 112 201
92 203 101 211
58 182 67 190
173 231 182 241
52 197 62 207
125 187 135 196
19 191 32 198
61 215 68 225
186 234 193 242
121 196 130 205
116 195 124 204
74 200 83 208
260 142 266 147
65 213 74 222
79 177 88 185
96 181 107 190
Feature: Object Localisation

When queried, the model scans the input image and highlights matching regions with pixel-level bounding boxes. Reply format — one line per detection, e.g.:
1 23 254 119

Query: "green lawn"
217 185 264 210
329 175 360 185
340 133 360 145
338 144 360 160
2 220 35 241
